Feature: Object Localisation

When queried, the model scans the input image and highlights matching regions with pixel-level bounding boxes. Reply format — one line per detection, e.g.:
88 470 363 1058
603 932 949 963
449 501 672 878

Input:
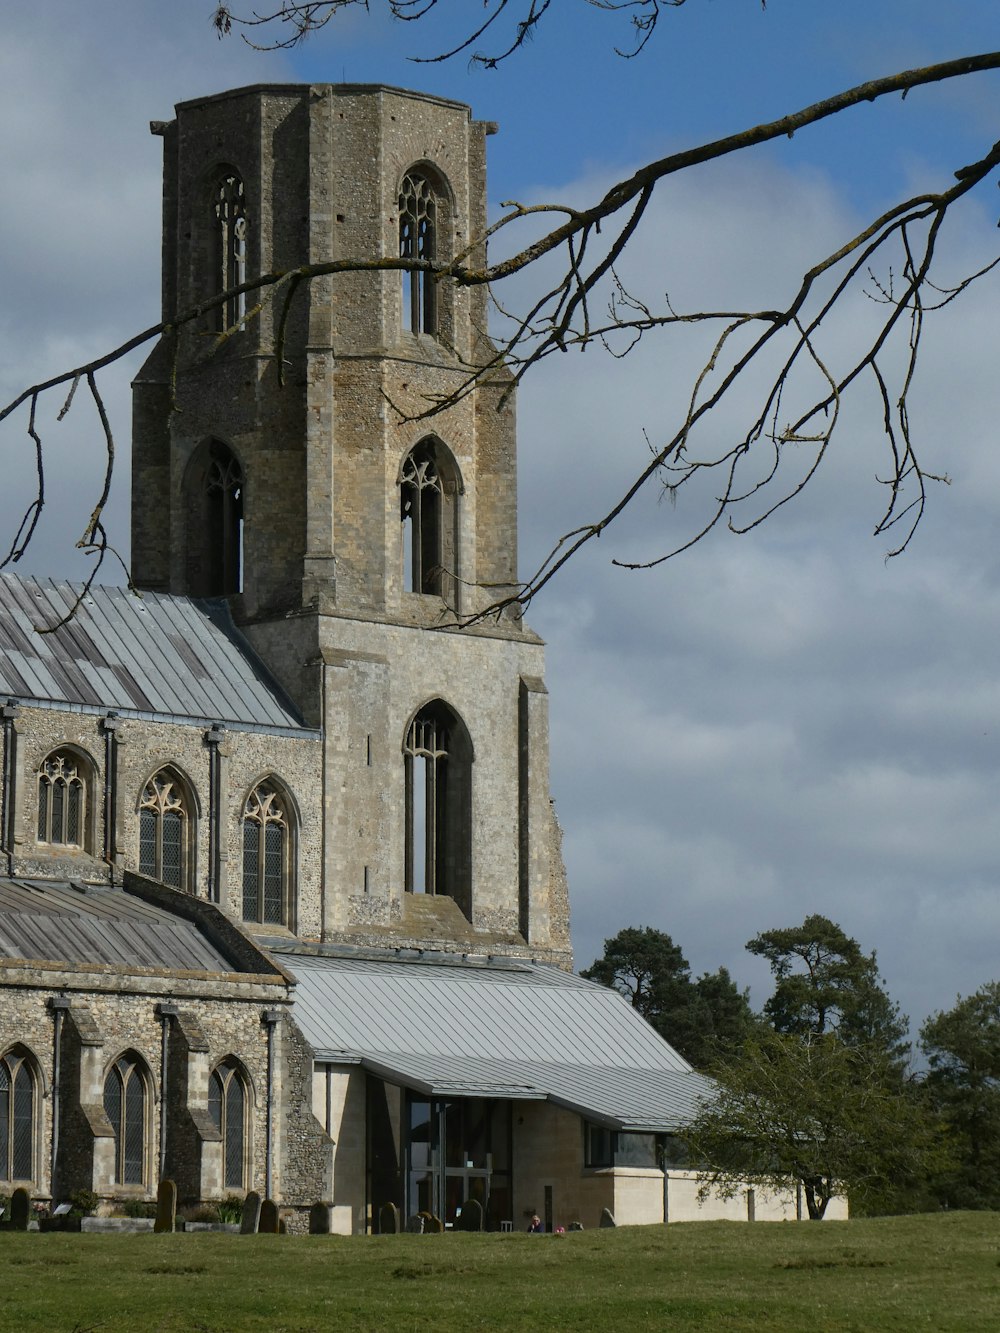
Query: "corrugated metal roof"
0 878 238 973
0 573 310 732
285 953 714 1131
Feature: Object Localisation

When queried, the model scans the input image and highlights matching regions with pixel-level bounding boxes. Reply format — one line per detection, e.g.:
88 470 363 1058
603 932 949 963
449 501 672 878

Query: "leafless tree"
211 0 680 61
3 2 999 625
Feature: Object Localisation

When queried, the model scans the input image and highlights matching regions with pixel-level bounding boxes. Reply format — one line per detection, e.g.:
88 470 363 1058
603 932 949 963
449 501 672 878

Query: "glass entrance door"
405 1095 512 1229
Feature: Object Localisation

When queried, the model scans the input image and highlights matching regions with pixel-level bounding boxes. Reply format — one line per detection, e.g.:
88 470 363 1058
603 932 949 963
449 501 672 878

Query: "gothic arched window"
399 171 437 335
404 700 473 917
242 782 291 926
139 769 193 892
214 171 247 332
400 438 461 598
184 439 244 597
103 1053 149 1187
0 1047 37 1184
37 750 87 848
209 1059 248 1190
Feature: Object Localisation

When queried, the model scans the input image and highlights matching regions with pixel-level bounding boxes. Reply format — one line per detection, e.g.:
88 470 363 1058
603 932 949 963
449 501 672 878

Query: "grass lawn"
2 1211 999 1331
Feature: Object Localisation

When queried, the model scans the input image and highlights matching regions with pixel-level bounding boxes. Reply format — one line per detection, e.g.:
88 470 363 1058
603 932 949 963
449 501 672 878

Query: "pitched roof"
0 572 309 733
0 877 242 973
282 951 714 1131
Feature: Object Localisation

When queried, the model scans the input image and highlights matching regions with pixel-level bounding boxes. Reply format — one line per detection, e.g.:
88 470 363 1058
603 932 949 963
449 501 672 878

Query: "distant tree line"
583 917 1000 1218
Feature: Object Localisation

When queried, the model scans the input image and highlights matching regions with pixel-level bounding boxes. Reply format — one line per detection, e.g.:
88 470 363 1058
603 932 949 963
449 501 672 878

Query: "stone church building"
0 83 819 1232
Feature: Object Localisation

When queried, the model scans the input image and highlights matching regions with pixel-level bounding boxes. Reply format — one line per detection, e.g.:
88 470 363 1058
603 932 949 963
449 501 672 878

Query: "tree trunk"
803 1179 829 1220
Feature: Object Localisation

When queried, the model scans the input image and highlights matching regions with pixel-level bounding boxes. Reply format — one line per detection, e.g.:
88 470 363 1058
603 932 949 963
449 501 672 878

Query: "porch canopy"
282 951 714 1132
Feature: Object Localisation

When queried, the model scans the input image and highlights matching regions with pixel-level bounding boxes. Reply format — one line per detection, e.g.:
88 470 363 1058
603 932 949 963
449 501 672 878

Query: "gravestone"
240 1190 262 1234
599 1207 616 1228
421 1212 443 1234
379 1201 400 1234
457 1197 483 1232
259 1198 280 1233
405 1214 424 1233
153 1179 177 1234
308 1202 331 1235
568 1221 584 1231
10 1187 29 1231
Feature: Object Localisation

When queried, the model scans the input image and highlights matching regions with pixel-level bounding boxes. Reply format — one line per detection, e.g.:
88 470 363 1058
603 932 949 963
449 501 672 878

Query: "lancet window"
404 701 472 916
184 439 244 597
209 1059 248 1190
400 438 461 599
401 441 443 595
242 782 290 926
399 171 437 335
214 172 247 332
103 1053 149 1187
37 750 86 848
139 770 192 891
0 1048 36 1183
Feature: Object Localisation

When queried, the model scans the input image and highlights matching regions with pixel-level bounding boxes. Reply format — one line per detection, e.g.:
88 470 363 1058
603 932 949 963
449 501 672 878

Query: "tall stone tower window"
214 171 247 333
399 171 437 335
184 439 244 597
139 769 193 892
37 749 87 848
400 438 462 598
242 781 291 926
208 1058 248 1189
0 1046 37 1183
103 1052 149 1187
404 700 473 916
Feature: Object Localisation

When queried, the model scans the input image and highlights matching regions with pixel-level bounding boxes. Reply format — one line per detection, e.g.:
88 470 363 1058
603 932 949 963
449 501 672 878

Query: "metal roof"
284 952 714 1131
0 573 310 732
0 878 239 973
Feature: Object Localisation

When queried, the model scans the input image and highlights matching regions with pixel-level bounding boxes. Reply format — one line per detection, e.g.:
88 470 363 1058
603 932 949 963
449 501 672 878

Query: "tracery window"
0 1048 36 1183
400 441 443 595
208 1059 248 1190
37 750 86 847
400 438 461 599
103 1053 148 1187
404 701 472 915
139 770 191 891
242 782 289 926
399 171 437 335
214 172 247 332
185 439 244 597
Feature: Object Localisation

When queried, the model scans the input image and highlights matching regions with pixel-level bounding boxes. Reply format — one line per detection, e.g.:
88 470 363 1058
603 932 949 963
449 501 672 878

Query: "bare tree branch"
211 0 691 62
2 52 999 624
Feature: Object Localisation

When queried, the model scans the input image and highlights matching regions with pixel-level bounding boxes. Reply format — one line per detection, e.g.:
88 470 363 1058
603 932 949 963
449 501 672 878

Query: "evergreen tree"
581 927 754 1068
920 981 1000 1210
747 914 909 1066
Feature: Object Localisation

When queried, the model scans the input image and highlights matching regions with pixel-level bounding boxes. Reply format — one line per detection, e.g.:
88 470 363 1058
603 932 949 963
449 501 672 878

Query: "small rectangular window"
584 1123 613 1169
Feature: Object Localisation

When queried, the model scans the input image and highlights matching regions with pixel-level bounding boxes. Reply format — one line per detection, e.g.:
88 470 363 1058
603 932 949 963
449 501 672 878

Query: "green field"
2 1212 999 1331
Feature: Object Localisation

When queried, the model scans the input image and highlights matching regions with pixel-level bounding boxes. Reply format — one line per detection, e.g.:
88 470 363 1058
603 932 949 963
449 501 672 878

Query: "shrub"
115 1198 157 1219
69 1188 100 1218
216 1196 244 1225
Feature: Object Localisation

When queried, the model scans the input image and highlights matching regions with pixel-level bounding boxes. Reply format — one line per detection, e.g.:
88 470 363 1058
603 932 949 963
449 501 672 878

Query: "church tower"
132 84 571 964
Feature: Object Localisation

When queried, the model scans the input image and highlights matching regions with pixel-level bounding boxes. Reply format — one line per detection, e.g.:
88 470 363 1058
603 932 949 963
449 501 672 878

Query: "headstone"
457 1197 483 1232
153 1179 177 1234
405 1214 424 1233
309 1202 331 1235
422 1212 443 1234
259 1198 280 1234
240 1190 262 1234
10 1187 29 1231
379 1201 400 1234
599 1207 616 1228
568 1221 584 1231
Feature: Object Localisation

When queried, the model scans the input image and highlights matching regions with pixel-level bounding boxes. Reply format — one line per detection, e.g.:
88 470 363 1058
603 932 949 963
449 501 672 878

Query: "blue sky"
1 1 999 1042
